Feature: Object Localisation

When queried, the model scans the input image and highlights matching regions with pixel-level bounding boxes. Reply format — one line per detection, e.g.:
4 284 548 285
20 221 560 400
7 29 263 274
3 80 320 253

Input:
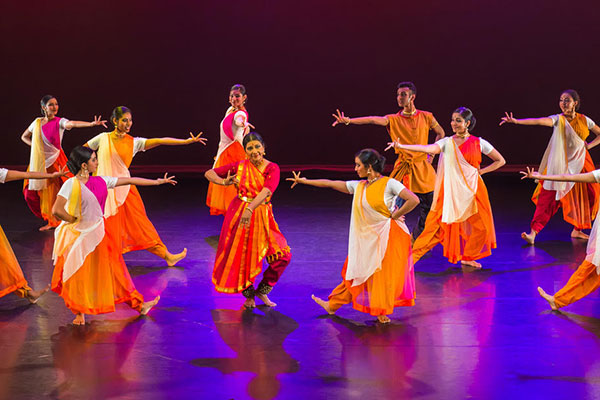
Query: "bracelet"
344 120 350 125
222 179 226 185
246 208 254 214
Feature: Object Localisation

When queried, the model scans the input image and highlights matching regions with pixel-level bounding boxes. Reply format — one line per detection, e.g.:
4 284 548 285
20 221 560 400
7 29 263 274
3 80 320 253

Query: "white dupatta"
538 115 586 200
432 137 479 224
52 178 105 282
345 179 410 286
213 107 248 165
27 118 60 190
95 133 131 217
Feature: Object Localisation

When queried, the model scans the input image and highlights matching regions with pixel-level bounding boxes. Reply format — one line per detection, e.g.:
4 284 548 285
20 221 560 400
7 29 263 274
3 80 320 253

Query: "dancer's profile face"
245 140 264 164
229 90 246 109
354 157 368 178
396 87 414 108
43 98 59 118
559 93 577 114
114 112 133 134
450 113 470 134
83 152 99 174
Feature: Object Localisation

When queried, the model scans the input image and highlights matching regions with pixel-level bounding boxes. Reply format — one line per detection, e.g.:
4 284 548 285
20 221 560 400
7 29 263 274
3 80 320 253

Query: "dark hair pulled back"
355 148 386 173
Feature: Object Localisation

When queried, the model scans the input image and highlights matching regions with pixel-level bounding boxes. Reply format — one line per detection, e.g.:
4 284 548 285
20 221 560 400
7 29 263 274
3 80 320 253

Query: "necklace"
367 175 380 184
401 108 417 116
455 132 470 139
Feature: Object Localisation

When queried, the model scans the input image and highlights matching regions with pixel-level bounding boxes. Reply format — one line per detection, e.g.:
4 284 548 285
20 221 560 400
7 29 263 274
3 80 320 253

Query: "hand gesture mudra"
223 170 239 187
158 173 178 185
92 115 108 128
286 171 305 188
187 132 208 145
384 139 401 152
519 166 540 180
52 165 69 178
499 112 517 126
331 109 350 127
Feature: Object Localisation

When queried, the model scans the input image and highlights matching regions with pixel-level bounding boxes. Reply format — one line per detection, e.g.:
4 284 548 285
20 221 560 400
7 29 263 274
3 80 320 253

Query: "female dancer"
51 146 170 325
86 106 206 266
521 167 600 311
389 107 505 269
1 168 66 302
204 132 291 308
21 94 106 231
500 89 600 244
287 149 419 324
206 84 252 215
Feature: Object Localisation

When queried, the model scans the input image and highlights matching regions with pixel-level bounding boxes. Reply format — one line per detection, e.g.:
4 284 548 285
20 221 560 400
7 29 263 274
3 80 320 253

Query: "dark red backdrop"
2 0 599 167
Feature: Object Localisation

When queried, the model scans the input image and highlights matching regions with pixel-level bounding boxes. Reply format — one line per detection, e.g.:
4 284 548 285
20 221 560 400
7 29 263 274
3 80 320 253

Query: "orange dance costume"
412 136 497 264
51 176 144 315
212 159 291 295
530 114 599 233
0 168 32 299
327 177 416 316
207 107 249 215
553 170 600 308
23 118 72 227
87 133 168 258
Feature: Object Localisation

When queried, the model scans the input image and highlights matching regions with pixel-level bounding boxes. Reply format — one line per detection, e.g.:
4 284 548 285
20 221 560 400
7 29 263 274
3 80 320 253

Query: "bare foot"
39 223 54 232
461 260 482 269
537 287 558 311
377 315 391 324
256 293 277 307
311 294 334 315
72 313 85 325
571 229 589 240
140 296 160 315
26 284 51 304
521 231 536 245
243 297 256 309
165 248 187 267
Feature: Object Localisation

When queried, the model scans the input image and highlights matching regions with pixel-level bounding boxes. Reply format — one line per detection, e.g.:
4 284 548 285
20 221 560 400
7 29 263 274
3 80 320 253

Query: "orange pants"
554 261 600 308
328 281 354 312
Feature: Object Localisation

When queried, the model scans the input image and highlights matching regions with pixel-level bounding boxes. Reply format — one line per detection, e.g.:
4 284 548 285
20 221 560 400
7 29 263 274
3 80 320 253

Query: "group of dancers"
2 82 600 326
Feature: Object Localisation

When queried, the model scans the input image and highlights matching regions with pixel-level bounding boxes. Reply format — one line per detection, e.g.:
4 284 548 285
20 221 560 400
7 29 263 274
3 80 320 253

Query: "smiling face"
450 112 470 135
245 140 264 164
229 89 247 109
396 87 415 108
43 98 59 118
559 92 578 114
113 112 133 134
354 156 369 178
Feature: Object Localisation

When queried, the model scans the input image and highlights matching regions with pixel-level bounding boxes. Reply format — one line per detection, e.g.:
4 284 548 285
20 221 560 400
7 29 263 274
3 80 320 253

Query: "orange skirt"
206 142 246 216
51 233 144 315
0 224 30 298
413 176 496 263
104 185 165 256
331 221 416 316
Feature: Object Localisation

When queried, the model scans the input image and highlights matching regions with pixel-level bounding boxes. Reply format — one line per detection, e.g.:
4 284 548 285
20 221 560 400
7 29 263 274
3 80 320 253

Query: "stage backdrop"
2 0 599 169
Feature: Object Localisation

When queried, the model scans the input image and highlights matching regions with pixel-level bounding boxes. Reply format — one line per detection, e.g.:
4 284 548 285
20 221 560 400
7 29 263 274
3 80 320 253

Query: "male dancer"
332 82 445 239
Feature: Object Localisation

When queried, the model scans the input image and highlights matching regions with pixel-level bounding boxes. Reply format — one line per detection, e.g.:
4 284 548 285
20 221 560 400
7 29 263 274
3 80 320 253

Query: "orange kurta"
412 136 496 263
0 224 31 298
328 178 415 316
532 113 600 230
212 160 290 293
387 111 438 193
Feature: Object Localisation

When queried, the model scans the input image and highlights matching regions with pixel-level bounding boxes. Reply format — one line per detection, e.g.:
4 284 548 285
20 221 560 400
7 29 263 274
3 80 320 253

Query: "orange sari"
0 224 31 298
212 160 290 293
413 136 496 263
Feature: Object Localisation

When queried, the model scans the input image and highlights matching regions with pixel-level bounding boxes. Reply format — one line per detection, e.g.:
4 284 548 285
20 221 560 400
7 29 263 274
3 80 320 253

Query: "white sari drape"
432 137 479 224
95 133 131 217
27 118 60 190
213 107 248 164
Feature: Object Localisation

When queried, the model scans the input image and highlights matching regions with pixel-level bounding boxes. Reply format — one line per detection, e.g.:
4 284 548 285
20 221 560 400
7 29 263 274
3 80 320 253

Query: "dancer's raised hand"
499 112 517 126
92 115 108 128
187 132 208 145
332 109 350 127
222 170 239 187
51 166 69 178
519 166 540 180
385 139 401 152
286 171 306 188
158 173 178 185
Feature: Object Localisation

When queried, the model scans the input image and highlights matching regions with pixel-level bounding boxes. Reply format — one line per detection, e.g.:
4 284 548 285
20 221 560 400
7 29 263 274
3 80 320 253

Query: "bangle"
246 208 253 214
344 120 350 125
222 179 226 185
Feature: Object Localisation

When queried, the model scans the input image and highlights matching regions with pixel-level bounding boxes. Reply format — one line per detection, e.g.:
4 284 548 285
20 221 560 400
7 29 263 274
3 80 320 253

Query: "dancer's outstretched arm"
115 173 177 187
21 116 107 146
4 167 67 183
385 140 441 155
287 171 349 193
499 112 553 127
144 132 207 150
520 167 596 183
331 109 389 127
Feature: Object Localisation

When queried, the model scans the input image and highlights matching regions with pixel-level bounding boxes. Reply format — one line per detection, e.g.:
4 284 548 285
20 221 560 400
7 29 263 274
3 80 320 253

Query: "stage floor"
2 175 600 400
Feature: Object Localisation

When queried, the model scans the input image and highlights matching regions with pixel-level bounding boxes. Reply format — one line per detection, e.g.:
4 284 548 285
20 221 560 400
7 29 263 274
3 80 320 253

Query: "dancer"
1 168 66 302
51 146 170 325
21 94 106 231
205 132 290 308
287 149 419 323
389 107 505 269
206 84 252 215
521 167 600 311
500 89 600 244
332 81 445 239
86 106 206 266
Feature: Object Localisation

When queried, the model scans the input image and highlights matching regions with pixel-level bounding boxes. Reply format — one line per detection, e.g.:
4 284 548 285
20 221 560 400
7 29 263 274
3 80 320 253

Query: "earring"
80 166 89 178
